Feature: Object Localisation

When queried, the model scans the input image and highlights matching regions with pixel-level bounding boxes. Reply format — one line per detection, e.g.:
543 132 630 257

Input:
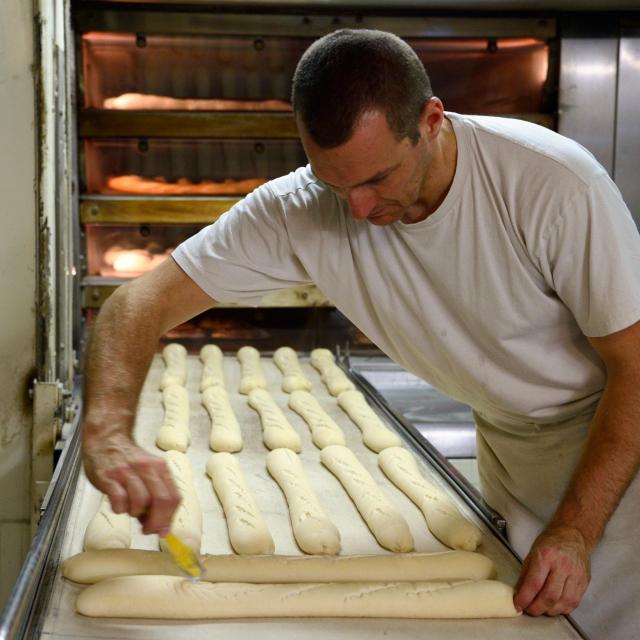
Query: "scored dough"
159 343 187 390
63 548 496 584
83 494 131 551
77 576 519 619
320 445 414 552
273 346 313 393
206 452 274 555
237 346 267 395
309 348 355 396
266 448 340 555
288 390 346 449
199 344 225 391
337 389 402 452
247 388 302 452
161 451 202 554
155 384 190 452
378 447 482 551
202 385 243 452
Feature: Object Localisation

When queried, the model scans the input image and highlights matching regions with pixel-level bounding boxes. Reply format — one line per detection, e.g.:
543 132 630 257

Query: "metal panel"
614 36 640 225
558 38 618 174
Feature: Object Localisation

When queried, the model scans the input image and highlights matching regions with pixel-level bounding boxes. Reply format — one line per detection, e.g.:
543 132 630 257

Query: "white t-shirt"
175 113 640 517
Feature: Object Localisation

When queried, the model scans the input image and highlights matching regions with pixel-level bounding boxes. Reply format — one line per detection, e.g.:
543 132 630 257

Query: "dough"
237 345 268 394
159 343 187 390
266 448 340 555
378 447 482 551
199 344 225 391
160 451 202 554
337 389 402 452
155 384 190 452
320 445 414 552
288 390 346 449
77 576 519 619
247 388 302 452
206 452 274 555
83 494 131 551
63 548 496 584
273 346 312 393
309 348 335 370
309 349 355 396
202 386 243 452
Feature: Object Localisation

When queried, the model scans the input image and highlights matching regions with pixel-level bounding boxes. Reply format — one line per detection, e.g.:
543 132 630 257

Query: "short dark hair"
292 29 433 149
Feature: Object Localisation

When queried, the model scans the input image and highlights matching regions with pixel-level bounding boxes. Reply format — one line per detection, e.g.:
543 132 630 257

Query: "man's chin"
366 210 404 226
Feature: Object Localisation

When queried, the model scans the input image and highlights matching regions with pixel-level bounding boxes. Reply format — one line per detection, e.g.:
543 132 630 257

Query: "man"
83 29 640 637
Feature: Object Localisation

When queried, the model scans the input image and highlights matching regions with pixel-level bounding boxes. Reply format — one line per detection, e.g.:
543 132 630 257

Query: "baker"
82 29 640 638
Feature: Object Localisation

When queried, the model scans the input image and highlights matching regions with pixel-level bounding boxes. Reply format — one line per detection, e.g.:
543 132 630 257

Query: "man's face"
300 109 432 225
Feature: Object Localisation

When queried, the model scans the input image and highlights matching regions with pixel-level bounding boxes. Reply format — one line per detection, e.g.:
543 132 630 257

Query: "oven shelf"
79 110 299 139
80 196 238 224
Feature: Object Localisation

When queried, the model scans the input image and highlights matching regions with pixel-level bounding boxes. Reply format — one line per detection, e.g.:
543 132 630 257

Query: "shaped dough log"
247 388 302 452
309 349 354 396
160 451 202 554
337 390 402 452
83 495 131 551
288 390 346 449
237 346 267 394
202 386 242 452
273 346 312 393
160 343 187 389
320 445 414 552
63 548 496 584
266 448 340 554
156 384 190 452
309 348 335 370
206 452 274 554
77 576 519 619
199 344 225 391
378 447 482 551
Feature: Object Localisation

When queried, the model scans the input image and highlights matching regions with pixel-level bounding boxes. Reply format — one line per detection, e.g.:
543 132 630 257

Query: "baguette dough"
266 448 340 555
160 343 187 390
83 495 131 551
155 384 190 452
320 445 414 552
63 548 496 584
199 344 225 391
202 385 243 452
288 390 346 449
273 346 312 393
337 389 402 452
247 388 302 452
77 576 519 619
309 349 355 396
237 346 267 394
160 451 202 554
379 447 482 551
206 452 274 555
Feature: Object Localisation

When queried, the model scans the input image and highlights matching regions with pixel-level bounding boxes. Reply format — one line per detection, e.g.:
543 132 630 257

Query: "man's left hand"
514 524 591 616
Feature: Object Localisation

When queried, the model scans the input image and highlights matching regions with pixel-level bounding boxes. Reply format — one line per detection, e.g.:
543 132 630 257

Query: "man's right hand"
83 431 181 536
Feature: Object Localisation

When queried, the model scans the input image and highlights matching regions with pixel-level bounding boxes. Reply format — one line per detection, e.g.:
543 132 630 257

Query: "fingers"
135 459 181 536
514 553 550 612
526 567 567 616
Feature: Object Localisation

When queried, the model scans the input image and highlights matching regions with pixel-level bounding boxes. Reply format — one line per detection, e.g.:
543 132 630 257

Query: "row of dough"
86 445 482 556
157 345 402 454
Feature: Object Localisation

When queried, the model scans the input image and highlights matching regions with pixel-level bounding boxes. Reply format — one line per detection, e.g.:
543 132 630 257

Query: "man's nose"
348 186 378 220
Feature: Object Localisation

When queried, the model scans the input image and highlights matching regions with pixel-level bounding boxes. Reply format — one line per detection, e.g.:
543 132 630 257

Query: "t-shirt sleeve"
539 173 640 337
171 183 312 305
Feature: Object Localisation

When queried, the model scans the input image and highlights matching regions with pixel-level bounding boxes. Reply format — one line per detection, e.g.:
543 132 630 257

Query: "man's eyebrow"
313 163 400 190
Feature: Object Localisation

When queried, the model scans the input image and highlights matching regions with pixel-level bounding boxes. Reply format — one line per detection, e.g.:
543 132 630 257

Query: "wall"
0 0 36 609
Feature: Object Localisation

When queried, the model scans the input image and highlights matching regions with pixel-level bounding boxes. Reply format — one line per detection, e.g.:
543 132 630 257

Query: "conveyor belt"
10 352 585 639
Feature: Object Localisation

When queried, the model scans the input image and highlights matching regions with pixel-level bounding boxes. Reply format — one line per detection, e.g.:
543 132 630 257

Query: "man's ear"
419 97 445 141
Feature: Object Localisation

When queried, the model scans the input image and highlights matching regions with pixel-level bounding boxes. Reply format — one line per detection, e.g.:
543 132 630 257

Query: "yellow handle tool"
163 532 204 580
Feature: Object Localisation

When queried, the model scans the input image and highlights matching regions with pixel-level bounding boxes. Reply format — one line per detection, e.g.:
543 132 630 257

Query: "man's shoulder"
453 113 607 188
266 164 327 201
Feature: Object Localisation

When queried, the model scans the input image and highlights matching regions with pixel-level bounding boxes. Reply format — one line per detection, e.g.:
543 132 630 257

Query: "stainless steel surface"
614 34 640 225
558 37 618 174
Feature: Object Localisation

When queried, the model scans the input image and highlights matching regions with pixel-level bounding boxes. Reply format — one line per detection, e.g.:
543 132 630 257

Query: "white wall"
0 0 36 608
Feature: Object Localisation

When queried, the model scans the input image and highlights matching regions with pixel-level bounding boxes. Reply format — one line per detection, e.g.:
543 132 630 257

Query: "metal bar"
0 397 82 640
78 110 299 139
80 196 238 223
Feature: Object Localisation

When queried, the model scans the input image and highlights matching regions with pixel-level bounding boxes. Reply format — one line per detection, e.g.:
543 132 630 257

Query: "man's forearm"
548 368 640 549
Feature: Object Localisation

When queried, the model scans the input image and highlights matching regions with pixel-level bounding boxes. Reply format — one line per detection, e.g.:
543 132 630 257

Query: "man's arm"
514 318 640 615
82 257 216 535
